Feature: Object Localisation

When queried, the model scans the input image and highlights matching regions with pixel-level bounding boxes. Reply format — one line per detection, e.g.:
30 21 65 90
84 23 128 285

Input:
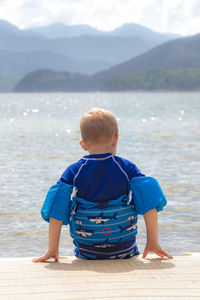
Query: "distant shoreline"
0 89 200 94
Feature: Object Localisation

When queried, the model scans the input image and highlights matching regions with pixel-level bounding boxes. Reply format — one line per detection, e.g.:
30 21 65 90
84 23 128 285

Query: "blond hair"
80 108 118 145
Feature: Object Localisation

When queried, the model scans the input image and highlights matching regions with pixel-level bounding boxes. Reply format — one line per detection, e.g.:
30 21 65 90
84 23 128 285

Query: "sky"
0 0 200 36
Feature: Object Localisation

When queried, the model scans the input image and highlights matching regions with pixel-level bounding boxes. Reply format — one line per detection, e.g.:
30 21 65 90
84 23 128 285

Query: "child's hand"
143 241 173 259
32 249 59 263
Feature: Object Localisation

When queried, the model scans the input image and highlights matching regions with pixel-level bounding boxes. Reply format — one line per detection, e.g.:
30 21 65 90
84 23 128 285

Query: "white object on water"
32 108 39 113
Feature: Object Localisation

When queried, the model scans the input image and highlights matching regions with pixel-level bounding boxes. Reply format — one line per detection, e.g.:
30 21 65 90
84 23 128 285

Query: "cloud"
0 0 199 35
161 0 200 35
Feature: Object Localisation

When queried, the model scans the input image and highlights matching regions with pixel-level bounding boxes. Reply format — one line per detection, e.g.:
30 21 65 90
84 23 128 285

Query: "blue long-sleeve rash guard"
58 152 145 202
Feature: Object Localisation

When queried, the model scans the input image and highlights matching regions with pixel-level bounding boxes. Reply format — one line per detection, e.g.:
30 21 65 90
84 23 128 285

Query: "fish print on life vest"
75 220 82 225
119 220 137 233
76 226 94 237
87 212 117 224
126 215 135 221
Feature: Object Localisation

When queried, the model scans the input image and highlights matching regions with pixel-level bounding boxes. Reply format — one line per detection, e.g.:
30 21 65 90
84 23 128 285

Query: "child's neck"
88 145 116 155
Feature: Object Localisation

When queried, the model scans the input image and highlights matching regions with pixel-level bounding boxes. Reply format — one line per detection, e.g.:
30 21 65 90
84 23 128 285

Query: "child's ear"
80 140 88 151
113 134 119 147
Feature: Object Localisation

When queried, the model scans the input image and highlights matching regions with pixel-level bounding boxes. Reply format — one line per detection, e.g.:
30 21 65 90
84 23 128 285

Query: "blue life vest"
41 177 167 258
69 191 138 258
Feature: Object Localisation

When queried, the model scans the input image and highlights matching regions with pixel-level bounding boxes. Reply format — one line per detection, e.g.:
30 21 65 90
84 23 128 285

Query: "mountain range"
14 32 200 92
26 22 179 42
95 33 200 79
0 19 180 91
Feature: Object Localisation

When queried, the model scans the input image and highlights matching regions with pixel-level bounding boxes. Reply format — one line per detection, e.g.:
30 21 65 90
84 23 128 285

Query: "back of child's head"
80 108 118 145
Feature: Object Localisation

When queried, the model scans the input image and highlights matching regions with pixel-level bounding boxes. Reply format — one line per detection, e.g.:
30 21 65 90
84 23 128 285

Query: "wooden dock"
0 254 200 299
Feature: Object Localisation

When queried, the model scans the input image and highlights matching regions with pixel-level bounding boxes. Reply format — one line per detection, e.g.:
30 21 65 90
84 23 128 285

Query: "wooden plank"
1 289 200 299
0 254 200 300
0 274 199 286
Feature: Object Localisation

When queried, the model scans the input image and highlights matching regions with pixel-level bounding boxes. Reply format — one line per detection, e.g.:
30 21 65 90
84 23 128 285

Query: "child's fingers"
32 257 46 263
142 248 149 258
142 247 173 259
157 248 173 259
153 248 173 259
32 252 59 263
32 254 50 263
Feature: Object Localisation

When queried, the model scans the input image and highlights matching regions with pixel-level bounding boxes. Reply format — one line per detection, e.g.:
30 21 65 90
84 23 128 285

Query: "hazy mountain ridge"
25 23 103 38
0 19 182 91
0 19 42 38
13 33 200 92
26 22 180 41
94 33 200 79
0 49 113 79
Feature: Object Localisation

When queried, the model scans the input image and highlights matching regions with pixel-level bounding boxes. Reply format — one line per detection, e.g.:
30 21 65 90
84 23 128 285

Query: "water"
0 92 199 258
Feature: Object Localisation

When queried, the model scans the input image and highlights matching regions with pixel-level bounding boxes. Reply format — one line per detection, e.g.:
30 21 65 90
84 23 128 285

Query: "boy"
33 108 172 262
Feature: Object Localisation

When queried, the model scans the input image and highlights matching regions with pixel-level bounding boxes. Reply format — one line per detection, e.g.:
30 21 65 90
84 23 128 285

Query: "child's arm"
143 208 173 259
32 217 63 263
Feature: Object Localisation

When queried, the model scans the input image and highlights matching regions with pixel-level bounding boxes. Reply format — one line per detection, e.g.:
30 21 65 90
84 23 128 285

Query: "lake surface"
0 92 199 258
